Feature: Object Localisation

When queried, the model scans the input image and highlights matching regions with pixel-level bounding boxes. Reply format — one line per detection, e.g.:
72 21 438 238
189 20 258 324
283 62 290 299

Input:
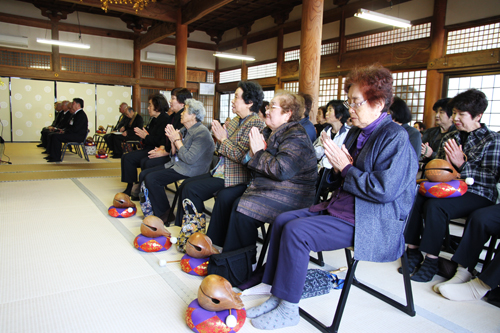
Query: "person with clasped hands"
137 99 215 223
206 91 318 252
404 89 500 283
245 64 418 330
173 81 266 227
121 93 169 197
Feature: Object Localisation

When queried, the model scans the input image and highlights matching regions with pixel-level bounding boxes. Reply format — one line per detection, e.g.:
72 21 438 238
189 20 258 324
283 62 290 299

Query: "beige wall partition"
11 78 54 142
56 82 96 134
0 77 10 141
95 85 132 131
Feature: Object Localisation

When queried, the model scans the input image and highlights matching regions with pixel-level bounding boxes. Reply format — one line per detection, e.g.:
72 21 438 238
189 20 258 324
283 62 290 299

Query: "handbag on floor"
139 182 153 217
207 245 257 286
177 199 207 252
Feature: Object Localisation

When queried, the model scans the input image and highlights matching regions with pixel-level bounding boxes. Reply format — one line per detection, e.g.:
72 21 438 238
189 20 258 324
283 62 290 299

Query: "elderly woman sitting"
206 91 318 252
173 81 266 227
404 89 500 282
246 64 418 330
138 99 215 223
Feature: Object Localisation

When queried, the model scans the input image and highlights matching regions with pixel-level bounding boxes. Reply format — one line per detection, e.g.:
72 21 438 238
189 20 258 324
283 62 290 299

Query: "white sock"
251 299 300 330
432 266 472 294
440 278 491 301
246 295 280 319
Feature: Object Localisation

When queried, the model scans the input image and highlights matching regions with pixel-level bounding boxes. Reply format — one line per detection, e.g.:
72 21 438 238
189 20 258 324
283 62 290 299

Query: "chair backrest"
105 124 114 133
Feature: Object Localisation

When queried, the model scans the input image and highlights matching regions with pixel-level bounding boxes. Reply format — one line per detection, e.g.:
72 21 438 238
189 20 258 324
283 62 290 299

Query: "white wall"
446 0 500 25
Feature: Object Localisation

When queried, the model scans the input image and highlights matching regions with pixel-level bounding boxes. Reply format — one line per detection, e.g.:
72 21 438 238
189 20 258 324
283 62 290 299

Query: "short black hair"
259 101 269 117
326 100 350 125
237 81 264 112
172 88 192 104
389 97 412 124
298 92 313 117
433 98 452 117
148 93 169 113
318 106 327 119
73 98 84 108
414 121 426 131
449 89 488 119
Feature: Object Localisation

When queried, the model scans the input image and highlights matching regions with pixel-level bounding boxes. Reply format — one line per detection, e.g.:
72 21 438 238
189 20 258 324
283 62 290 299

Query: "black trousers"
205 184 248 247
173 173 225 227
452 204 500 288
405 192 493 256
142 165 187 217
110 135 125 157
220 196 264 252
39 128 52 147
121 149 152 183
48 132 83 160
103 133 113 152
141 155 170 172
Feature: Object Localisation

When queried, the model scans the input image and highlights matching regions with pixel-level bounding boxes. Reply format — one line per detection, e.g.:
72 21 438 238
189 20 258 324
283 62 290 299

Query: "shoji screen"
96 85 132 130
57 82 96 134
0 77 10 141
11 78 54 142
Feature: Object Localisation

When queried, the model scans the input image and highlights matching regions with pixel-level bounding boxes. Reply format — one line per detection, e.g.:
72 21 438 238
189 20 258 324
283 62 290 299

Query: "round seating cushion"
186 299 246 333
418 180 468 198
108 206 136 218
134 234 171 252
96 153 108 159
180 254 209 276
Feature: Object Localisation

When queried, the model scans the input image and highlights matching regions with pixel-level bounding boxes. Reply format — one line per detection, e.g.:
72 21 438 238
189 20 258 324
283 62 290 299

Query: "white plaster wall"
446 0 500 25
142 44 215 70
248 38 277 62
323 21 340 40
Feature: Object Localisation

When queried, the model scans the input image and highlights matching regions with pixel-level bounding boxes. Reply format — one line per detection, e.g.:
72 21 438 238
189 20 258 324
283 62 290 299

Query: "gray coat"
343 116 418 262
164 122 215 177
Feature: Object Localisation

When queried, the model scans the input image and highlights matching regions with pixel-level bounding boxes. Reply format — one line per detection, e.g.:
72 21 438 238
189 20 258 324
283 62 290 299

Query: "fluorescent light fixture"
213 52 255 61
0 34 28 48
354 8 412 28
146 52 176 64
36 38 90 49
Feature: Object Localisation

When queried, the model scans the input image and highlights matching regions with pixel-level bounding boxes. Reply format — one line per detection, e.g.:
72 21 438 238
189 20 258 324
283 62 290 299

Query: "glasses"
343 99 367 110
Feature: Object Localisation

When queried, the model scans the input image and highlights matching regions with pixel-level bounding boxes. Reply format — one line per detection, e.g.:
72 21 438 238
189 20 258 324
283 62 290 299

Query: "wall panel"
0 77 10 141
95 85 132 130
11 78 54 142
57 82 96 133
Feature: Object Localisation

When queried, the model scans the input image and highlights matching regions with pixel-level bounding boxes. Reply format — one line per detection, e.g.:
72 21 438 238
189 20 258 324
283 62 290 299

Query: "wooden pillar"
275 27 284 91
132 44 141 113
338 9 346 65
175 8 188 88
51 19 60 72
241 37 248 81
298 0 324 124
424 0 447 129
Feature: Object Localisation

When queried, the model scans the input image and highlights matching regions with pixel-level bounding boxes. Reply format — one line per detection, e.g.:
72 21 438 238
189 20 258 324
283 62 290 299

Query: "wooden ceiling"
16 0 305 41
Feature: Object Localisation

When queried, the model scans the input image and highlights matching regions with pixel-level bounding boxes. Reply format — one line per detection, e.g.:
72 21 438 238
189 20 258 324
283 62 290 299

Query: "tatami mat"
1 144 500 333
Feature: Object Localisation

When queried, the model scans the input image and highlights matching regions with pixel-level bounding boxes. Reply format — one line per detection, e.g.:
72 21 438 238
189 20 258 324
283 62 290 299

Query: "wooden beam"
0 12 135 40
182 0 234 25
218 0 413 51
135 22 177 49
58 0 177 23
0 12 217 50
428 49 500 71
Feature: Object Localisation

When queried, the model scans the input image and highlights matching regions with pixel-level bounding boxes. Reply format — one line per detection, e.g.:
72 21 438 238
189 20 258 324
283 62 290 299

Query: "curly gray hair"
184 98 206 122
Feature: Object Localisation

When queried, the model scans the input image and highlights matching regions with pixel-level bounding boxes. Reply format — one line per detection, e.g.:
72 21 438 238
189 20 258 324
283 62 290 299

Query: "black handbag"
207 245 257 286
